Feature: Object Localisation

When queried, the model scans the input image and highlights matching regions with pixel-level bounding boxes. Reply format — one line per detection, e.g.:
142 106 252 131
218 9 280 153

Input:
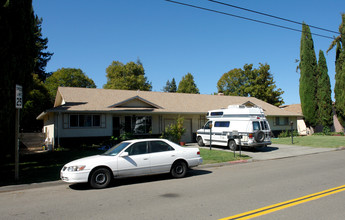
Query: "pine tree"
299 23 318 127
316 50 333 128
163 80 171 92
177 73 200 94
170 78 177 92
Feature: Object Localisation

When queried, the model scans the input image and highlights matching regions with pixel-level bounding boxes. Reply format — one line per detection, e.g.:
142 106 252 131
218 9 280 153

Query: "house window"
70 114 101 128
275 117 289 126
125 116 152 134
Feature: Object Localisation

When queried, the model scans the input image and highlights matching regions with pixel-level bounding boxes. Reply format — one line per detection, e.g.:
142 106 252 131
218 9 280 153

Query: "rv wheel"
197 137 205 146
228 140 237 151
254 131 265 142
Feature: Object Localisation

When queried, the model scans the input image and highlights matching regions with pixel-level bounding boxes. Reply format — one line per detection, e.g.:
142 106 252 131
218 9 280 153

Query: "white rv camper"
196 105 272 150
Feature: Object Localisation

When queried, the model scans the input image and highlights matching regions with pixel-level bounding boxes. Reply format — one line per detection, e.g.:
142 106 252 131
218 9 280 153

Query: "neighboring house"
280 104 308 135
280 103 345 134
37 87 301 147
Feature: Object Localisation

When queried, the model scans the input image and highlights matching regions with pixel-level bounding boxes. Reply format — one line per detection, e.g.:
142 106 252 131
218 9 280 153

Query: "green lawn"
199 148 250 164
272 135 345 148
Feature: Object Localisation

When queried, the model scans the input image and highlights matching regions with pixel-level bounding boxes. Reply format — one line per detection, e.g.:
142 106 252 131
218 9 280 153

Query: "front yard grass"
199 148 250 164
272 135 345 148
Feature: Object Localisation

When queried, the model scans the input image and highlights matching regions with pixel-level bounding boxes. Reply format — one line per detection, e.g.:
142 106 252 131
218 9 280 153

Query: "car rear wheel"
171 161 187 178
228 140 237 151
89 168 111 189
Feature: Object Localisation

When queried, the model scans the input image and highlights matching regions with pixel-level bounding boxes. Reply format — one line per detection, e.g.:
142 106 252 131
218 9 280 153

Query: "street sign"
16 85 23 109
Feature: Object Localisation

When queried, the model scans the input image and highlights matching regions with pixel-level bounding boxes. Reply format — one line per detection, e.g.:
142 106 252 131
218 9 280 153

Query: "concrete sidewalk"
240 144 337 161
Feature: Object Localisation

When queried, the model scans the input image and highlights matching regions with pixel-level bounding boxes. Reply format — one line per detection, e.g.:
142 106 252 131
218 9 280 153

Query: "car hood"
64 155 115 168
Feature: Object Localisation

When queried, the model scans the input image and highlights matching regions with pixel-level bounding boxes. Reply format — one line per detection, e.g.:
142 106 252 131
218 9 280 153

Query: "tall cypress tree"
328 14 345 126
316 50 333 128
299 23 318 127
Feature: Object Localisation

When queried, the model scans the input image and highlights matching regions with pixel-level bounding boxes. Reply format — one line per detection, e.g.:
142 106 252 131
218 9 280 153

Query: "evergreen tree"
163 80 171 92
170 78 177 92
299 23 318 127
177 73 199 94
328 14 345 126
316 50 333 128
163 78 177 93
103 60 152 91
0 0 37 159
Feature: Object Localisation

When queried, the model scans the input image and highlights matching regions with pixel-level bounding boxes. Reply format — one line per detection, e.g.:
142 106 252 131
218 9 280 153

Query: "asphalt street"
1 149 345 220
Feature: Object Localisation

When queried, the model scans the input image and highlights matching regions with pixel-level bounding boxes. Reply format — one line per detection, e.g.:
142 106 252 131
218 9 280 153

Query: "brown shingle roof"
48 87 300 116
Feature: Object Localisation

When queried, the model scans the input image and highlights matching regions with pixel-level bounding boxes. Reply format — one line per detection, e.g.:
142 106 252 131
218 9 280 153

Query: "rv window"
253 121 260 131
210 112 223 116
214 121 230 127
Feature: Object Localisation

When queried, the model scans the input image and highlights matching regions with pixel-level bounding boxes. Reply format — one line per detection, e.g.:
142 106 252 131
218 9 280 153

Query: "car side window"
125 142 147 156
149 141 174 153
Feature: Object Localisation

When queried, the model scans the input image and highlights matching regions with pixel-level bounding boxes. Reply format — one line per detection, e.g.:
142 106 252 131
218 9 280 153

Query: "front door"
112 117 120 137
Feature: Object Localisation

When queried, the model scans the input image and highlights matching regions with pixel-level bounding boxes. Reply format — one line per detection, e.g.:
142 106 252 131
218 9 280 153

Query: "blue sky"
32 0 344 105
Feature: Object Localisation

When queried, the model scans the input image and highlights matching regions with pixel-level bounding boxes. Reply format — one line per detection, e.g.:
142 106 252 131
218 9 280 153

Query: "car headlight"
66 165 86 172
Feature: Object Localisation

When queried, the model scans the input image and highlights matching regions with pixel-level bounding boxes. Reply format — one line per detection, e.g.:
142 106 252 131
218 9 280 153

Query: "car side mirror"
120 152 129 157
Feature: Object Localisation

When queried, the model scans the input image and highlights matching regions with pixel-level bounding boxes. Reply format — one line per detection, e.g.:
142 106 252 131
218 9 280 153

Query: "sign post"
209 123 212 150
15 85 23 181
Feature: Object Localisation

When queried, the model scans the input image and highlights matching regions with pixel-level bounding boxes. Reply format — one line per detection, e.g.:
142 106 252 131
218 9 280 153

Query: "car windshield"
103 142 130 156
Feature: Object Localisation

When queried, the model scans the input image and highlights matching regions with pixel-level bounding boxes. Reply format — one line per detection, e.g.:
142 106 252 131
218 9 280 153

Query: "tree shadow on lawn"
68 169 212 191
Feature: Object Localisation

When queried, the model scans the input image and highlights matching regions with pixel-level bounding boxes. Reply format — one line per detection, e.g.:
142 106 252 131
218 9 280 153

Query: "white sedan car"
61 139 203 189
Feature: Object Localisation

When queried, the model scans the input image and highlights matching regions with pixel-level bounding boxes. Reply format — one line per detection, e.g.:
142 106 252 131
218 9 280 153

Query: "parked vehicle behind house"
61 139 203 189
196 105 272 150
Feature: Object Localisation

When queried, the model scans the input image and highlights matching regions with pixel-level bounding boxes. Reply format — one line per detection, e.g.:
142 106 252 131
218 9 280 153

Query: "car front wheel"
171 161 187 178
89 168 112 189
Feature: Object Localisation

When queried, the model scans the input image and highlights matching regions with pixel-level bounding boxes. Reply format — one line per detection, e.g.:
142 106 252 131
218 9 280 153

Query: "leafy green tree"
299 23 318 127
163 78 177 92
21 16 53 132
0 0 37 159
177 73 199 94
45 68 96 100
22 74 52 131
217 64 284 106
217 67 247 96
328 14 345 126
103 60 152 91
316 50 333 128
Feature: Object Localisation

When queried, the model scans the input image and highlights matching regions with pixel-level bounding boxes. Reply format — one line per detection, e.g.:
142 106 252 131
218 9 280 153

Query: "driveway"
189 143 337 161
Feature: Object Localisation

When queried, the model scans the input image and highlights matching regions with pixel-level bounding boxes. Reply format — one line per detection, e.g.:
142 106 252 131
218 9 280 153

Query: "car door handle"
171 155 175 157
144 158 149 160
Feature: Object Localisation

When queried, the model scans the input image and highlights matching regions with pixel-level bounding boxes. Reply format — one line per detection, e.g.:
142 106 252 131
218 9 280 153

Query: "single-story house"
37 87 301 147
280 103 344 134
280 104 308 135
